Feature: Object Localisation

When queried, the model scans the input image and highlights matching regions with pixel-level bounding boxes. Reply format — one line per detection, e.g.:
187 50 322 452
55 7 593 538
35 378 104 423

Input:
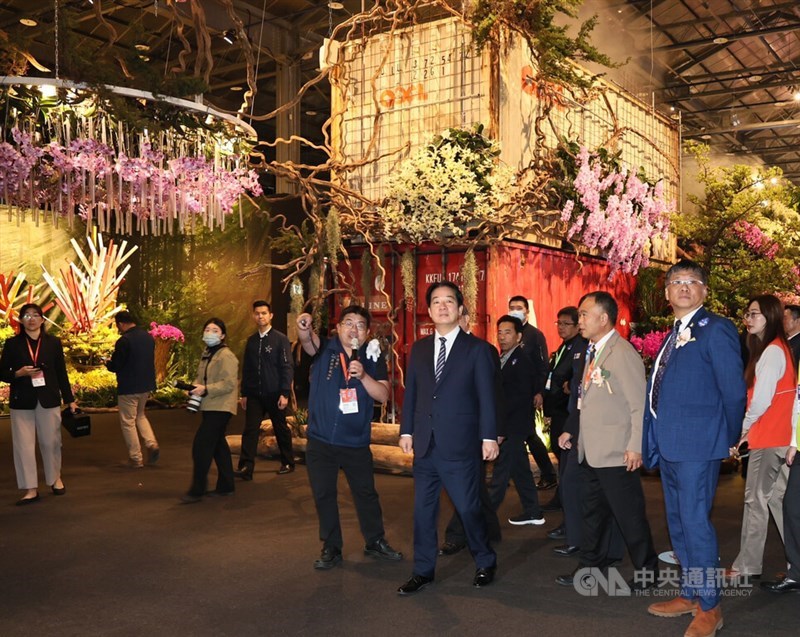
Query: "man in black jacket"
508 295 556 490
107 311 159 468
236 300 294 479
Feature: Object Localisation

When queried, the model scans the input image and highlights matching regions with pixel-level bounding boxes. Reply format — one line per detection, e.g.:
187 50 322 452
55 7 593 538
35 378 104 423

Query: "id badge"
545 374 552 391
339 388 358 414
576 397 582 411
31 370 46 387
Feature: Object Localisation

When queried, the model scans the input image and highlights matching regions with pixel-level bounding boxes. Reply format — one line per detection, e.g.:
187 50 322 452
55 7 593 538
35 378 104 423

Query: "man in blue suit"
397 281 499 595
644 260 746 637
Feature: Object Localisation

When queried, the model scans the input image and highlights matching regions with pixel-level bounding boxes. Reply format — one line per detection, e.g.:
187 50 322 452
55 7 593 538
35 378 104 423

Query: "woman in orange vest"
729 294 797 579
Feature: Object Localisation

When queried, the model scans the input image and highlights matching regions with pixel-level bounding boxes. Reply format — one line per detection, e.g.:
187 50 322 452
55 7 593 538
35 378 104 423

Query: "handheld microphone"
350 337 360 360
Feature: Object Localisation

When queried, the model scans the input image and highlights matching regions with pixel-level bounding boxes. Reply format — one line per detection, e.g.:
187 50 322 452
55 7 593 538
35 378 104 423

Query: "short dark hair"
425 281 463 308
666 259 708 286
584 291 619 325
557 306 579 324
508 295 530 311
115 310 136 325
339 304 371 328
252 300 271 312
786 304 800 321
203 317 227 336
497 315 523 333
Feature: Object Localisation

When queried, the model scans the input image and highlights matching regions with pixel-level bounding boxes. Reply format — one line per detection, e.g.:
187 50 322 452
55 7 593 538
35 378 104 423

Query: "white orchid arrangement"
379 124 514 243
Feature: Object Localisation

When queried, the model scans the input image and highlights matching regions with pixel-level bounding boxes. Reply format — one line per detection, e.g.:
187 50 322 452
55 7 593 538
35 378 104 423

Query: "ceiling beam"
654 24 800 52
685 118 800 135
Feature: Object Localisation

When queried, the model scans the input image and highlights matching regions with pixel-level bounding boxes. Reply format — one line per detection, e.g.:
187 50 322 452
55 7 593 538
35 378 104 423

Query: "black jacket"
543 334 588 417
240 328 293 399
564 339 591 439
106 326 156 395
498 345 535 439
0 332 75 409
520 322 549 396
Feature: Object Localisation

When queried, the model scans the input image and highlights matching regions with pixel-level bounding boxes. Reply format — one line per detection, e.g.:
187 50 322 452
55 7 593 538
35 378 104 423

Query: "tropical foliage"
675 142 800 316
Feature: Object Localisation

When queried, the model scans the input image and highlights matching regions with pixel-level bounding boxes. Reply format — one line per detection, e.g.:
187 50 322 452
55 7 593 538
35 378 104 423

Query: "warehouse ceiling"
1 0 798 186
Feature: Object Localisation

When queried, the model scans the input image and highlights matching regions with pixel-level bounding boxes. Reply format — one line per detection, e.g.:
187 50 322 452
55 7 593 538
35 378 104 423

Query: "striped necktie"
435 337 446 382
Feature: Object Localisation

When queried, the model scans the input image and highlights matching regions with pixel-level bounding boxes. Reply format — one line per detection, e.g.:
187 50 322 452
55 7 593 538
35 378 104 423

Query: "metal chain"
54 0 59 79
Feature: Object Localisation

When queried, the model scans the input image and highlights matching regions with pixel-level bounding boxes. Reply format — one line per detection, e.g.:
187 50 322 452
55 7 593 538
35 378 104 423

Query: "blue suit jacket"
401 329 497 460
642 307 746 468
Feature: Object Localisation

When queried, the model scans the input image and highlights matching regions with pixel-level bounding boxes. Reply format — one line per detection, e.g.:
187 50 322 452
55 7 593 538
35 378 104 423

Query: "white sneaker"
508 514 546 526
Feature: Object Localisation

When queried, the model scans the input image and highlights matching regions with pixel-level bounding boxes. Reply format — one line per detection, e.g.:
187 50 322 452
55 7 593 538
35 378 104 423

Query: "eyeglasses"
666 279 705 288
22 314 42 320
555 321 576 327
743 311 763 320
341 320 368 331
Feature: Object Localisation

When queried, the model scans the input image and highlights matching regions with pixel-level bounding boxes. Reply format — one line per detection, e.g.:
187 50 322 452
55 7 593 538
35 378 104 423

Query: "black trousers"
240 393 294 470
488 434 542 517
784 459 800 581
577 461 657 571
444 461 501 545
526 430 557 481
189 410 235 496
548 410 568 463
305 437 385 550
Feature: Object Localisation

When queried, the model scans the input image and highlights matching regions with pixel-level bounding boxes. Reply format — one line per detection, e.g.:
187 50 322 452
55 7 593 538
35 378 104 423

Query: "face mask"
203 333 222 347
508 310 526 322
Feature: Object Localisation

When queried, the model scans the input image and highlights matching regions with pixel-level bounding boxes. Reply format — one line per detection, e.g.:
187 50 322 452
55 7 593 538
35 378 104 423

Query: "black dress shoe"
16 494 40 506
555 568 578 587
397 574 433 595
364 538 403 561
313 547 342 570
233 468 253 481
760 577 800 593
537 478 558 490
205 490 234 497
547 526 566 540
473 567 496 588
628 570 658 591
277 464 295 475
553 544 580 556
51 485 66 496
180 493 203 504
438 541 467 556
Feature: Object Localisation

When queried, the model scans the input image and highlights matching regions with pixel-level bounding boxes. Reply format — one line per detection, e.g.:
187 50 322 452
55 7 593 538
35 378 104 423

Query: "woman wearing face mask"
181 318 239 503
728 294 797 579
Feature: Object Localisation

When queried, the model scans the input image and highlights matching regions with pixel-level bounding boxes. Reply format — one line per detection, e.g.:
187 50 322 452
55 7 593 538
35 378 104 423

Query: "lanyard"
26 337 41 366
339 353 351 386
552 343 567 369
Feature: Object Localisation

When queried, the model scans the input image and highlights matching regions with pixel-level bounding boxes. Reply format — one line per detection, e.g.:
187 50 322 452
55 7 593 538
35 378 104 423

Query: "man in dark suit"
508 295 556 490
398 281 499 595
555 292 658 588
541 306 583 514
643 260 746 637
784 304 800 367
488 315 544 525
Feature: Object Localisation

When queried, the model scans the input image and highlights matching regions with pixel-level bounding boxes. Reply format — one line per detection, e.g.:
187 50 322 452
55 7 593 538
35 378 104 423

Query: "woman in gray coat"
181 318 239 503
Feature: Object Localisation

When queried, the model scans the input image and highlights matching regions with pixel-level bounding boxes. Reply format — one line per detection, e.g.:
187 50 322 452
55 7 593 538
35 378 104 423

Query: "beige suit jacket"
577 331 646 468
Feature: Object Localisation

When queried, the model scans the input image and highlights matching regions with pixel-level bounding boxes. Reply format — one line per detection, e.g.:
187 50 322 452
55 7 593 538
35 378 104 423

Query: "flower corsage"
675 327 696 348
590 367 613 394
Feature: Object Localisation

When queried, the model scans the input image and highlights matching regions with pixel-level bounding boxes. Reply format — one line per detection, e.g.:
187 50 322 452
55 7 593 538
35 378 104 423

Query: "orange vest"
747 339 796 449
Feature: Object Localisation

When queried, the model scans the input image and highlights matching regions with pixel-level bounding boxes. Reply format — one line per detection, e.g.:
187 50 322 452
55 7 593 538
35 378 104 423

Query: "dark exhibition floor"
1 409 797 637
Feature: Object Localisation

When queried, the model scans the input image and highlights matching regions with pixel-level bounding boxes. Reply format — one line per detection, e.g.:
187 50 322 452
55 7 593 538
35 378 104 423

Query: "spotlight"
329 1 345 9
793 89 800 102
20 18 37 27
222 29 236 45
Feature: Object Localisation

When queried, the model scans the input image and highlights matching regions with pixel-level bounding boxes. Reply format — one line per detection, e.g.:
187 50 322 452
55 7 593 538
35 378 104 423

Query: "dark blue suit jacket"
642 307 746 468
401 329 497 460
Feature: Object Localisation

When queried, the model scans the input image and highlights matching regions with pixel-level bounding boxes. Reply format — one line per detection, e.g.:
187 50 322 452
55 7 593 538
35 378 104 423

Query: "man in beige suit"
556 291 658 588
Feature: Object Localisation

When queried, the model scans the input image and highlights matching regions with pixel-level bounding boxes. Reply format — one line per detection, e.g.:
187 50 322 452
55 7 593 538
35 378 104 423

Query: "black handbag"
61 407 91 438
